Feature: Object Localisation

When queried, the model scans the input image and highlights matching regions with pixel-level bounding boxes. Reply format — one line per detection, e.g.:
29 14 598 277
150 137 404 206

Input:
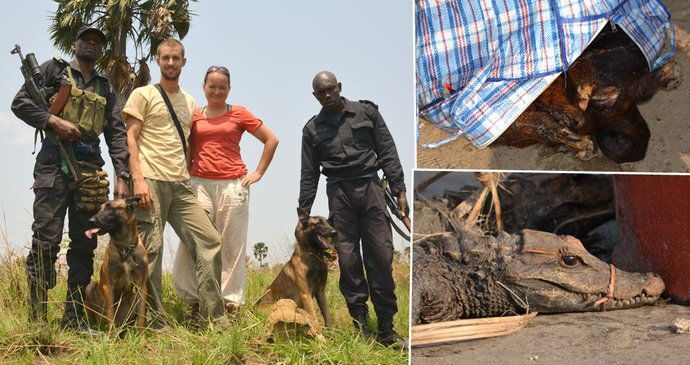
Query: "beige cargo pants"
173 176 249 307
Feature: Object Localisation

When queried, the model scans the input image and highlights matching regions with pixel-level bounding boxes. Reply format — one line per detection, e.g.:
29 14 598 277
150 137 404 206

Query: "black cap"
76 26 106 43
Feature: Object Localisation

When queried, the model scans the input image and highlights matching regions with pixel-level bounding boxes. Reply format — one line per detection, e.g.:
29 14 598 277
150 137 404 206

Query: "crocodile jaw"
506 272 664 313
504 229 665 313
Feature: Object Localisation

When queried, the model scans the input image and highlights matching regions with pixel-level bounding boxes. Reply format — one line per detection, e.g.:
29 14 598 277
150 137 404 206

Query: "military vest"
52 63 107 138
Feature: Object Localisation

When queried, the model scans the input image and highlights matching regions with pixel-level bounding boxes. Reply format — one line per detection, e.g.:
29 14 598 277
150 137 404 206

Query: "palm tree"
49 0 195 95
253 242 268 268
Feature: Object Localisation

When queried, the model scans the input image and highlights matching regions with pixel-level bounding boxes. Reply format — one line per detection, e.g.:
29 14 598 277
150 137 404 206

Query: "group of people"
11 26 408 349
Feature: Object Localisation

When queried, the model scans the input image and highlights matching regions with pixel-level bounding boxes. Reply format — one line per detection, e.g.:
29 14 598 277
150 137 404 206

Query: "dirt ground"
411 304 690 365
416 0 690 172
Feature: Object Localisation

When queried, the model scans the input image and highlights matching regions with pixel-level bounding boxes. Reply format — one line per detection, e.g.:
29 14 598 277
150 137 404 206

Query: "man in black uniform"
11 27 130 334
298 71 408 349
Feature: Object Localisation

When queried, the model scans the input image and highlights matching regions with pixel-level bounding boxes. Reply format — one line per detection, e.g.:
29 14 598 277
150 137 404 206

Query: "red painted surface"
613 175 690 301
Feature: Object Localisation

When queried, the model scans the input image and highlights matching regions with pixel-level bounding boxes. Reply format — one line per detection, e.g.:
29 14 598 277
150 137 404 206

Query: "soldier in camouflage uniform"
11 26 130 335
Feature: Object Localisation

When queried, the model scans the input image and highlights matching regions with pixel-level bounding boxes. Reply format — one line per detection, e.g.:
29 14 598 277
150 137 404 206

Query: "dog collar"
119 245 136 261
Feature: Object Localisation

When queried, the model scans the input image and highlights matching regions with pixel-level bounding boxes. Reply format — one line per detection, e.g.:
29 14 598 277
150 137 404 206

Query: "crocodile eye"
562 255 580 267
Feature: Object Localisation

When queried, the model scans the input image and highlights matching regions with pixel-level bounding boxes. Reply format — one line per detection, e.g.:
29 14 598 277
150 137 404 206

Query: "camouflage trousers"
27 144 102 290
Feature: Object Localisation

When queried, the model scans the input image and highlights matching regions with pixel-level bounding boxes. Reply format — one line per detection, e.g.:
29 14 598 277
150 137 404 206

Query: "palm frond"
49 0 106 54
134 59 150 88
168 0 193 38
49 0 195 83
104 54 133 93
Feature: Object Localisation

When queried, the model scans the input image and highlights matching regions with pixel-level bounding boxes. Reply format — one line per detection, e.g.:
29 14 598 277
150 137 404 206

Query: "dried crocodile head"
412 227 664 324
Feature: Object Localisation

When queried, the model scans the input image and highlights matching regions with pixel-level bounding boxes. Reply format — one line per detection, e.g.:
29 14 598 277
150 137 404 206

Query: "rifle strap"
66 65 76 85
154 84 187 154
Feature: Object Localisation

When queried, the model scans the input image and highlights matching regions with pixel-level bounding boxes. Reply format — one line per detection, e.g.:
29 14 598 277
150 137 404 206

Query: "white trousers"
173 176 249 305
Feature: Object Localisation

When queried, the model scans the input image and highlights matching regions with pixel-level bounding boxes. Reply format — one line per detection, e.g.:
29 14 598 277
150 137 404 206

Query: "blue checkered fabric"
417 0 674 148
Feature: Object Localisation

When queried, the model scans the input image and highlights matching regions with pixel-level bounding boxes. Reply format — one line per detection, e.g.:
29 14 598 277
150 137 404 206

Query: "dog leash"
387 215 410 242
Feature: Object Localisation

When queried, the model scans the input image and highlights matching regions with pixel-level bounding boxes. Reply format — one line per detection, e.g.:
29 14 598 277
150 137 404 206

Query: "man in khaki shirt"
122 38 227 328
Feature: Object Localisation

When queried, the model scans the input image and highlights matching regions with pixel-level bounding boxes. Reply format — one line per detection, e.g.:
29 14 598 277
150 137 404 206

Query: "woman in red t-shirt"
172 65 279 313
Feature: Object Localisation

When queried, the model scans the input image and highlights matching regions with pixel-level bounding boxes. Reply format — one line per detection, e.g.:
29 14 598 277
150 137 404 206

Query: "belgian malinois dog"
256 216 337 327
84 197 148 329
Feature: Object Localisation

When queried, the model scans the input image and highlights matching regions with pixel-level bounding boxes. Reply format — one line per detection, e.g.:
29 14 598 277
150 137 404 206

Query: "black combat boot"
376 317 407 350
28 280 48 324
60 285 99 337
352 311 373 338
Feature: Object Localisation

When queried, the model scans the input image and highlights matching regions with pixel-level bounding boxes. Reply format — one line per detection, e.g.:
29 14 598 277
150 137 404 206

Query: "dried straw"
412 312 537 346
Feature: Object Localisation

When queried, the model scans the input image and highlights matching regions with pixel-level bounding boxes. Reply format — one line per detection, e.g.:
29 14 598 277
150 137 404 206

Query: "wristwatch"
118 171 131 181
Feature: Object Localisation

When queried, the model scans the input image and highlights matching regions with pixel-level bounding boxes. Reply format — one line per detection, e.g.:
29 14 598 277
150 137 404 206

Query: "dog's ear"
126 196 142 211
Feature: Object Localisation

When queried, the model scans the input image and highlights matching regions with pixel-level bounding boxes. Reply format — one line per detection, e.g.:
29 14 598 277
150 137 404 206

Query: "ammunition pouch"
51 66 106 139
71 164 109 212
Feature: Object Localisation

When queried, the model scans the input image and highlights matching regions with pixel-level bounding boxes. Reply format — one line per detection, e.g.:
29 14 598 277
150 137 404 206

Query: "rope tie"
594 263 616 308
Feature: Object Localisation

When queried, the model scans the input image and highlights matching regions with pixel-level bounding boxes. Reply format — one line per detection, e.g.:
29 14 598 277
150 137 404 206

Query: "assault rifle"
381 177 411 242
11 44 80 181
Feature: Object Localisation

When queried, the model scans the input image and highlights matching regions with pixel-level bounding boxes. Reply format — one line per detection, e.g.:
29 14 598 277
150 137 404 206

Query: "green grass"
0 249 409 364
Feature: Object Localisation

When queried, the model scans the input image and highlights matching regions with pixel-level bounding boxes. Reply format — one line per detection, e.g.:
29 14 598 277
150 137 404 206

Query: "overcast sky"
0 1 413 267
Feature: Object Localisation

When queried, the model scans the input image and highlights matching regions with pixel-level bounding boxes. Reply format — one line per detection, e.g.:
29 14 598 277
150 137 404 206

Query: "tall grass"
0 245 409 364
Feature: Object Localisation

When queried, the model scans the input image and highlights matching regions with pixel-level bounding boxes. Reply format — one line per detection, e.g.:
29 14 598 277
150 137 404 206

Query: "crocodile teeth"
587 292 659 307
597 293 660 308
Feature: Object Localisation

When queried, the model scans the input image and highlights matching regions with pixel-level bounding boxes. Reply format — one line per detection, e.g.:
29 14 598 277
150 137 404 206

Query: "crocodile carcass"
412 195 665 325
495 24 681 163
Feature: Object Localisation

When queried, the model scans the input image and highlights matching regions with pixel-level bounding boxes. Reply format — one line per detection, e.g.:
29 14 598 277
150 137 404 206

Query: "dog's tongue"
319 236 333 249
85 228 100 239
